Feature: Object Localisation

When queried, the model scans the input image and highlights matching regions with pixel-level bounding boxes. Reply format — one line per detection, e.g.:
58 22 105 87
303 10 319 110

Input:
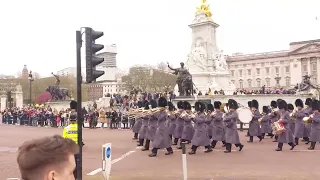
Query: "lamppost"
28 71 34 105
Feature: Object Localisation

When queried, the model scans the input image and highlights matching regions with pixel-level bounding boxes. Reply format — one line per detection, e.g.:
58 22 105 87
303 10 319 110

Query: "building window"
239 70 242 77
239 80 243 89
231 70 234 76
266 78 270 87
256 68 260 76
265 67 270 76
303 64 307 72
285 77 290 87
285 66 290 73
275 67 279 74
247 79 252 88
312 77 317 84
256 79 261 87
247 69 251 76
312 63 317 72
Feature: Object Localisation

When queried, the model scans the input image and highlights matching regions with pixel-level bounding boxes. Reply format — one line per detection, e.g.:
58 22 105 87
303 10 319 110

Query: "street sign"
102 143 111 180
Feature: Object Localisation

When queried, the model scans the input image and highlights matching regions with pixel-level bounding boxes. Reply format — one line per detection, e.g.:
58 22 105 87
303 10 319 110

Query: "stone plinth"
46 101 72 110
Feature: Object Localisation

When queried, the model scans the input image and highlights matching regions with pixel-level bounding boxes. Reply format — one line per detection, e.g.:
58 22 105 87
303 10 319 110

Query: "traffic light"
85 27 105 83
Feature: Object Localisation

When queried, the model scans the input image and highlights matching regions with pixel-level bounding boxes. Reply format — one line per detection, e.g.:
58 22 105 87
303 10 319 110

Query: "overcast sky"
0 0 319 77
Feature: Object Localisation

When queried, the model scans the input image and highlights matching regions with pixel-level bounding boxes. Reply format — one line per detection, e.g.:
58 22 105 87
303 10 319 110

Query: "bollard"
181 142 188 180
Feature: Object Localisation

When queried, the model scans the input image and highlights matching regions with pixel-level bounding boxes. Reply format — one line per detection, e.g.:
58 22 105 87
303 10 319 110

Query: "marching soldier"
223 99 244 153
173 101 185 145
149 97 174 157
178 101 195 149
287 104 295 134
189 101 213 155
270 100 280 142
248 100 263 142
210 101 225 149
260 106 272 139
137 101 150 147
303 98 312 144
245 101 252 135
294 99 306 145
308 100 320 150
275 99 295 151
142 99 158 151
132 101 143 140
167 102 177 140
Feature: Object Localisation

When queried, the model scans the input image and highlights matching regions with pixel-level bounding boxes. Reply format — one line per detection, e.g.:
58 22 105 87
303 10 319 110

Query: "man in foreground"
17 135 79 180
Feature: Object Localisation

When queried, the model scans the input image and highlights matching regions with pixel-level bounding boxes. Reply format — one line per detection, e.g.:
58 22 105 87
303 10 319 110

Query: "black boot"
302 137 308 142
165 147 173 155
189 145 197 155
224 143 231 153
305 137 310 144
247 136 253 143
273 135 278 142
275 142 283 151
268 133 274 138
149 148 158 157
204 145 213 153
294 137 299 145
258 135 263 142
211 140 217 149
133 133 138 140
308 142 316 150
289 142 296 150
173 138 179 145
169 134 172 140
137 138 144 146
142 139 150 151
236 143 244 151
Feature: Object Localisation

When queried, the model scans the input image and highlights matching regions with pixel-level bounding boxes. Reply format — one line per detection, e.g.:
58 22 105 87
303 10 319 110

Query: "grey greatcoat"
211 110 225 141
138 116 149 139
191 113 211 146
181 116 195 141
310 113 320 142
206 115 213 137
294 109 305 138
168 114 177 135
289 119 295 135
132 118 142 134
152 111 171 148
260 114 272 134
146 114 158 141
224 111 241 144
303 107 312 138
173 116 184 139
277 110 294 143
248 110 261 136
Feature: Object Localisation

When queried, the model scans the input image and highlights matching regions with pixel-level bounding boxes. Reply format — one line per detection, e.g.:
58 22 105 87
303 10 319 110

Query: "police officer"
62 100 80 179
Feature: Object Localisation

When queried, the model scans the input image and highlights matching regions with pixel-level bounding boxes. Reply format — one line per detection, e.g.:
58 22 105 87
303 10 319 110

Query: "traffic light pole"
76 30 83 180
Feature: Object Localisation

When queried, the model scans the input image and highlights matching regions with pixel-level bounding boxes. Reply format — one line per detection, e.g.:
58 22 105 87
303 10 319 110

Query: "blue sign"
106 147 111 159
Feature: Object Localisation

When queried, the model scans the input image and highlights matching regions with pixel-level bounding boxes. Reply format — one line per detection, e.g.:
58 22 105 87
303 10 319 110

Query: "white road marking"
87 150 136 176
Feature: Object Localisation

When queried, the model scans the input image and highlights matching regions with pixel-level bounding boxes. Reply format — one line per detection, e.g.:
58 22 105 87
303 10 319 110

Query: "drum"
272 121 286 135
237 107 252 124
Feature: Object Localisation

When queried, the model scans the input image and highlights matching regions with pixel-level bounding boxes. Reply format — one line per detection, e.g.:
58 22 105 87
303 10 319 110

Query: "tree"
121 65 176 93
156 61 168 71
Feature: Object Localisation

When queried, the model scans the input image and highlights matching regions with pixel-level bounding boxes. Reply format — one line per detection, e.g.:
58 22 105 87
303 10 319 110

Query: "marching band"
128 98 320 157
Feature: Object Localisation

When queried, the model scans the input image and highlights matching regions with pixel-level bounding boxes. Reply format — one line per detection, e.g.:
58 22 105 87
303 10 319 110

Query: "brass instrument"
258 113 265 126
303 114 313 124
180 111 197 119
290 110 296 120
128 107 163 118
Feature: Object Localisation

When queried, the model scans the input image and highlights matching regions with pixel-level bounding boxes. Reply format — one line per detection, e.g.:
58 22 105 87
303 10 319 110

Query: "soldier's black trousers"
144 139 150 150
169 134 172 140
152 147 173 154
173 138 179 144
133 133 138 139
191 145 211 152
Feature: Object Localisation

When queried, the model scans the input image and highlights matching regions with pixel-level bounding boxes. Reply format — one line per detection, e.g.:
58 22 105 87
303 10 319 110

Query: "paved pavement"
0 124 319 180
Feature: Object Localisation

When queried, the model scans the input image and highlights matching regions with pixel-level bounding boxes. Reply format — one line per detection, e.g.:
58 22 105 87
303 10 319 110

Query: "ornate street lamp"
28 71 34 105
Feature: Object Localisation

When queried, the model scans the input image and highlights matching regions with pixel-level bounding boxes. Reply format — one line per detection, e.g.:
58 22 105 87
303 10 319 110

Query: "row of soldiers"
247 98 320 151
131 98 244 157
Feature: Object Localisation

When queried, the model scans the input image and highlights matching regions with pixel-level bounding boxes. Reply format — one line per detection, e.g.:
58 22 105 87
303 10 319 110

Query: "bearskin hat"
168 102 175 111
214 101 221 109
247 101 252 108
228 99 238 110
150 99 157 109
270 101 277 108
294 99 304 108
158 97 167 108
251 100 259 109
144 102 150 110
177 101 184 109
305 98 312 106
287 104 294 111
195 101 206 112
137 101 143 108
311 100 319 111
217 101 222 106
207 104 214 111
70 100 77 110
277 100 287 110
262 106 269 113
184 101 191 110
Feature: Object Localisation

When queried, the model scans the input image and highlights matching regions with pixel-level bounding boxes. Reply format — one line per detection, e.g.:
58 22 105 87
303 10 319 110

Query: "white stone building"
226 39 320 89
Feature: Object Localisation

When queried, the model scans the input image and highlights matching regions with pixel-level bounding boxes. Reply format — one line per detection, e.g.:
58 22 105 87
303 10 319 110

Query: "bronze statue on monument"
167 62 194 96
45 72 72 101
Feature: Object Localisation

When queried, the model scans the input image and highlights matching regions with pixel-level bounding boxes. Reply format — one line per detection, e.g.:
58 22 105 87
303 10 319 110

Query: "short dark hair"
17 135 79 180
